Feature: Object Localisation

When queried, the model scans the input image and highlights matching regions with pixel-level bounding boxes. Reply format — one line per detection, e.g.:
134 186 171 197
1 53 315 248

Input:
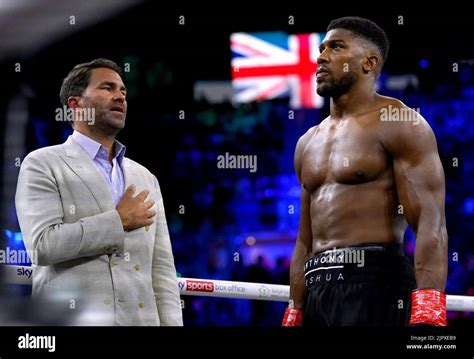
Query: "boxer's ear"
363 54 379 73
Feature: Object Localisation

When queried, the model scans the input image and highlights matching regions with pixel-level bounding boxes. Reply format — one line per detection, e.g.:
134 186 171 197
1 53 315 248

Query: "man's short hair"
327 16 389 64
59 58 122 107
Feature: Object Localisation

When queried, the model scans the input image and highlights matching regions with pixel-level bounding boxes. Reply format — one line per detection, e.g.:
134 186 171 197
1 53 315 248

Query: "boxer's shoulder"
296 121 324 151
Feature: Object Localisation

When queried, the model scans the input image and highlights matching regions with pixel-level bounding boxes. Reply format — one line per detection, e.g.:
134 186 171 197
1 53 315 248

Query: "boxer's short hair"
327 16 389 63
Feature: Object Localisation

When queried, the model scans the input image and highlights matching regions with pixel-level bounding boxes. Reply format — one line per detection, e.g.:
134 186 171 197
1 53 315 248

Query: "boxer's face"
77 67 127 133
316 29 365 98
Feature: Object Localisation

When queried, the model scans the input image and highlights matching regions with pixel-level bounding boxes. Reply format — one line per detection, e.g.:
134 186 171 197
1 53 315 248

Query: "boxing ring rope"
176 277 474 312
4 265 474 312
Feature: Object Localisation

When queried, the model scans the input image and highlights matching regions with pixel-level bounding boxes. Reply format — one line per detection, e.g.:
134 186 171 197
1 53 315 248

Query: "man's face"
316 29 364 98
78 67 127 133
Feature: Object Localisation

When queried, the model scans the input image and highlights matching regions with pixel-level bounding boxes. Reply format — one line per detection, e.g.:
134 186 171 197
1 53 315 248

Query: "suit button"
104 298 112 305
134 264 141 271
138 302 144 309
111 261 117 267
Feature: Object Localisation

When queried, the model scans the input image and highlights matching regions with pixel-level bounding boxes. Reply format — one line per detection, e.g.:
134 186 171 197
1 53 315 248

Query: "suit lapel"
122 158 138 192
59 137 115 212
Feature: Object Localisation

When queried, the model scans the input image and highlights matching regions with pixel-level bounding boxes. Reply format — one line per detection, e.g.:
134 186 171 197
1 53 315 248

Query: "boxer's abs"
309 179 407 255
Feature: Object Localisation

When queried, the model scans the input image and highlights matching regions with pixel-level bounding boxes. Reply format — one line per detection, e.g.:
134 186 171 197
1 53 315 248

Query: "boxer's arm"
290 189 312 310
283 133 313 326
289 132 313 310
380 109 448 290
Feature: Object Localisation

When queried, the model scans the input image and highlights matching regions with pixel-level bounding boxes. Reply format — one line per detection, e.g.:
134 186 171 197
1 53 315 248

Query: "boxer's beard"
317 71 357 98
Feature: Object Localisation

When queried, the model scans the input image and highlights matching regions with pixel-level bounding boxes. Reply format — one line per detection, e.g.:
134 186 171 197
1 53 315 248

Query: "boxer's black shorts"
303 243 416 327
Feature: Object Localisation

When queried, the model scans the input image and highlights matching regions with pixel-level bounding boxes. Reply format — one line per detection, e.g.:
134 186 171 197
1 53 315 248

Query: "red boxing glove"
282 308 303 326
409 289 447 326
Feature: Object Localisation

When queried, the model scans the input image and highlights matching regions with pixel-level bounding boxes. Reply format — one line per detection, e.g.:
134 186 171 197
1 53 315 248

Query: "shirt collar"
71 130 126 165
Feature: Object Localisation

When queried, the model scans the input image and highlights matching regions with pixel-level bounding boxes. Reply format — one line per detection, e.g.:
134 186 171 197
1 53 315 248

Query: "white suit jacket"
15 136 183 326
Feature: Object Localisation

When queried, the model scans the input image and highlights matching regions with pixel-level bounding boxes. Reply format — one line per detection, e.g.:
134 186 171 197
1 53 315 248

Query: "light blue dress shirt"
71 130 126 206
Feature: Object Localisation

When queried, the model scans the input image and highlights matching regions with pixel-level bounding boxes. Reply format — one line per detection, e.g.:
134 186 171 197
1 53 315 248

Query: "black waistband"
304 243 414 287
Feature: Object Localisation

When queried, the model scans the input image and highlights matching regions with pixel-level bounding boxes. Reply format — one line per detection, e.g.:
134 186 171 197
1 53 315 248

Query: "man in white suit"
15 58 183 326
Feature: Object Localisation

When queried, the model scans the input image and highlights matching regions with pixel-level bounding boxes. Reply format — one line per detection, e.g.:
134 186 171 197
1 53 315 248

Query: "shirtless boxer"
282 17 448 326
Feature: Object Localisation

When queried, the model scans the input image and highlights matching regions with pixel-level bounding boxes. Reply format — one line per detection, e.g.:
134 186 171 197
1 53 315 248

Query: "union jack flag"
231 32 324 109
